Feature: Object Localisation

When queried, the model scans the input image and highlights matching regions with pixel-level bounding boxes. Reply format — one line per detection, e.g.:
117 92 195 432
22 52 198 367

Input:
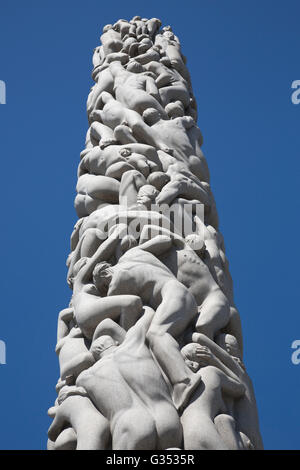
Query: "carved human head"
137 184 159 209
120 234 137 253
186 359 200 372
67 257 88 288
185 235 206 257
138 38 153 53
147 171 170 191
143 71 157 80
181 345 201 372
122 37 137 53
165 100 184 119
102 24 113 33
93 262 113 296
73 257 88 274
151 18 162 28
127 61 144 74
160 56 171 67
216 333 241 360
163 31 175 40
113 19 127 31
142 108 161 125
119 148 132 158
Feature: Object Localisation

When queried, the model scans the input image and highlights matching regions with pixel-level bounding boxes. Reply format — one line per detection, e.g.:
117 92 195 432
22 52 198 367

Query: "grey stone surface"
48 16 263 450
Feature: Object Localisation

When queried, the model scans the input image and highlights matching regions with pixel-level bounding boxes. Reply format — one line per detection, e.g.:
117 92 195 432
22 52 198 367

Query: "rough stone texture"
47 16 263 450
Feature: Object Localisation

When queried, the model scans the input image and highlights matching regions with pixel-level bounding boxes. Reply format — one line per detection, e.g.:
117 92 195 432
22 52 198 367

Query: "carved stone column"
47 16 263 450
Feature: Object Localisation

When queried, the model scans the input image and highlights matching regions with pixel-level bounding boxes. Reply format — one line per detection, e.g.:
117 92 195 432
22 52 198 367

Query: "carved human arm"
92 318 126 344
74 225 127 288
219 369 245 398
80 174 120 201
139 224 186 250
105 160 135 179
196 345 241 382
70 218 85 252
57 308 74 342
77 158 88 177
124 306 155 342
191 333 241 377
48 387 89 442
56 327 84 356
134 49 160 66
145 76 160 101
156 72 172 88
156 177 210 207
181 341 241 383
61 352 96 381
109 60 125 79
67 228 106 287
129 119 170 154
48 407 67 442
138 234 173 257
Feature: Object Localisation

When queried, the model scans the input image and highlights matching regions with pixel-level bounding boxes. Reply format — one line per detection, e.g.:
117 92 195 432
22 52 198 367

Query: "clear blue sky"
0 0 299 450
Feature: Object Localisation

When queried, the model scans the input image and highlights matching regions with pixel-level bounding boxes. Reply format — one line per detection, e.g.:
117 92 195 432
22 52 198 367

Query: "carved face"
119 148 131 158
185 359 200 373
137 185 158 209
93 263 113 296
225 341 240 359
143 108 160 126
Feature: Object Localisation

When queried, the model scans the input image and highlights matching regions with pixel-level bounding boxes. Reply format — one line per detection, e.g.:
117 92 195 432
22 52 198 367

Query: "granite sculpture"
47 16 263 450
